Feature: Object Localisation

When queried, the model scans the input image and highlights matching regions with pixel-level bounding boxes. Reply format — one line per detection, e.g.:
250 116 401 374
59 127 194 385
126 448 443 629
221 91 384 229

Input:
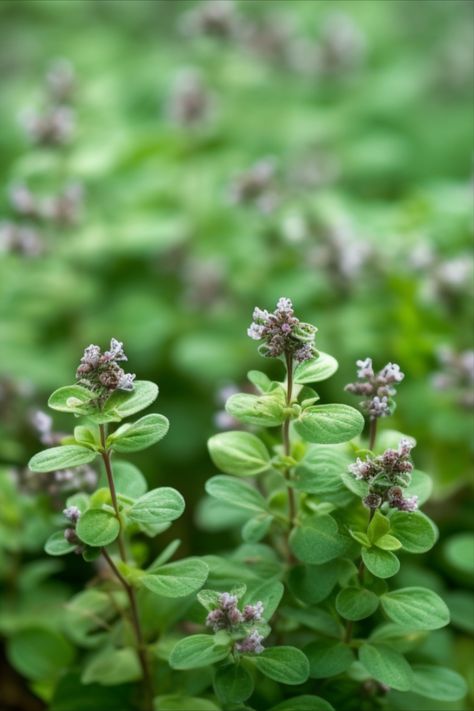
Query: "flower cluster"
205 592 265 655
9 182 83 227
345 358 405 420
63 505 83 554
76 338 135 400
229 157 279 213
20 59 76 147
248 297 317 363
349 438 418 512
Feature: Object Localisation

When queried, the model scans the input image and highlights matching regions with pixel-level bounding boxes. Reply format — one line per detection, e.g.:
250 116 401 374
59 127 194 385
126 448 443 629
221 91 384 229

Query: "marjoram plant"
25 302 467 711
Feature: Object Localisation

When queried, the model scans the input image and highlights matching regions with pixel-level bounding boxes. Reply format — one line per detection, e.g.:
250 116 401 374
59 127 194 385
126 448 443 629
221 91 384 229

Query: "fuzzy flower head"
248 297 318 363
76 338 135 403
346 357 405 420
349 438 418 512
63 505 81 524
204 591 265 653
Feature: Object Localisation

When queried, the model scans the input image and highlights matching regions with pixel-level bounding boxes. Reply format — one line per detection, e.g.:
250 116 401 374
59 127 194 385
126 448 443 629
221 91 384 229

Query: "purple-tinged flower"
206 608 226 631
346 357 405 420
242 601 264 622
387 487 418 512
76 338 135 402
363 493 383 510
63 506 81 524
247 297 317 362
219 592 238 610
235 630 265 654
64 527 78 544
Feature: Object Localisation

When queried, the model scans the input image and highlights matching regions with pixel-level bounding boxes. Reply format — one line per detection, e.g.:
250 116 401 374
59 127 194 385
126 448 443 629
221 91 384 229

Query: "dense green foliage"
0 1 472 710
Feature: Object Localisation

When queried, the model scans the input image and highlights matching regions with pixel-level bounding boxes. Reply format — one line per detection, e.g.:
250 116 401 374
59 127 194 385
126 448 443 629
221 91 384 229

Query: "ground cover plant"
0 1 472 710
8 300 467 710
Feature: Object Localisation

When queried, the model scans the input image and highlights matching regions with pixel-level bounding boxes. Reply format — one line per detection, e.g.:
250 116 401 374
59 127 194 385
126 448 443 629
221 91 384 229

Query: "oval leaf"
290 515 349 564
361 547 400 579
250 646 310 685
226 393 286 427
104 380 159 419
141 558 208 597
208 431 271 477
411 665 467 701
76 509 120 547
128 487 185 525
359 643 413 691
48 385 96 414
294 352 339 384
294 405 364 444
270 696 335 711
213 664 254 704
107 413 169 453
305 639 354 678
390 511 438 553
44 531 76 556
29 445 97 473
205 475 268 513
169 634 231 670
336 587 380 621
380 587 450 630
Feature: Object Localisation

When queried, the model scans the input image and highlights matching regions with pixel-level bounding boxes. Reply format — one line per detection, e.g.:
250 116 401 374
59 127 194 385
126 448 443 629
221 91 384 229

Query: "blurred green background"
0 0 473 707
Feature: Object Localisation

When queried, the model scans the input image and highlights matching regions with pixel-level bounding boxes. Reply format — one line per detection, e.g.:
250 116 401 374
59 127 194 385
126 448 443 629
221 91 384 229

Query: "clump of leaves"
26 338 209 711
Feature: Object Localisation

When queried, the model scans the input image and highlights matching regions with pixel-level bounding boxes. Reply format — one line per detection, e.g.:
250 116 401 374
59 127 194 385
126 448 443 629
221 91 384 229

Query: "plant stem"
98 424 154 710
369 417 377 451
99 424 127 562
102 549 154 711
344 510 375 645
283 351 296 526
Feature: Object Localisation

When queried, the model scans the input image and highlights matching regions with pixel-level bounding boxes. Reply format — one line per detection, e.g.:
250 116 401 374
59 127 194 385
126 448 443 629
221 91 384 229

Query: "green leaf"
98 460 147 498
375 534 402 551
270 696 335 711
169 634 231 669
294 352 339 384
380 587 450 630
76 509 120 547
349 530 371 547
226 393 286 427
208 431 271 477
148 539 182 570
205 475 268 513
242 579 284 619
74 426 99 450
247 370 273 393
443 532 474 578
107 414 169 452
82 646 141 685
45 531 76 556
293 446 354 507
242 514 273 542
141 558 208 597
197 585 246 611
336 587 379 621
103 380 159 419
29 445 97 472
214 664 254 704
290 515 349 564
294 405 364 444
361 547 400 579
359 643 413 691
250 646 310 685
390 511 438 553
7 628 74 681
410 665 467 701
305 639 354 678
288 562 341 605
367 510 390 544
48 385 96 415
405 469 433 506
127 487 185 525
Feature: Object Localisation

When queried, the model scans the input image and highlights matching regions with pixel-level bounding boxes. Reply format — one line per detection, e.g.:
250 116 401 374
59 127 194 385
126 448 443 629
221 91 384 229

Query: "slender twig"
369 418 377 451
99 423 154 710
102 549 154 711
99 424 127 561
283 351 296 526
